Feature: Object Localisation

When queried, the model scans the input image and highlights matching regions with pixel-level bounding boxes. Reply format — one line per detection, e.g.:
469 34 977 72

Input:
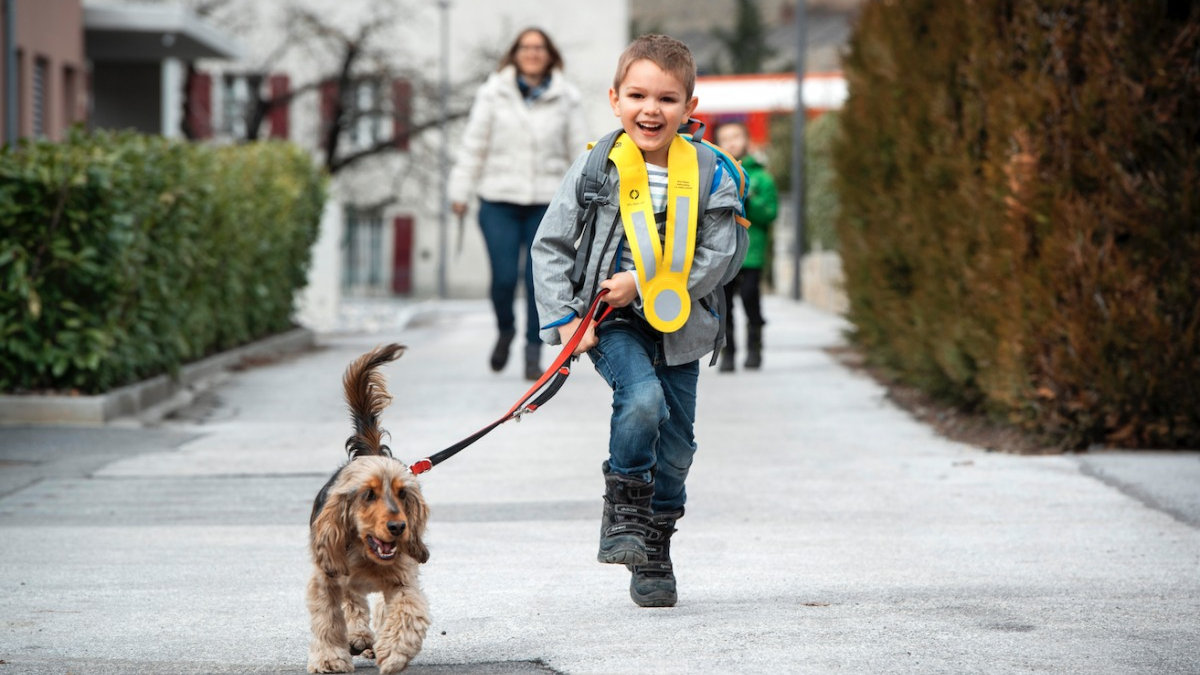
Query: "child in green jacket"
715 121 778 371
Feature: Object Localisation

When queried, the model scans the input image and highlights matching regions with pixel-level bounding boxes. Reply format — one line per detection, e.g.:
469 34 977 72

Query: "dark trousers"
721 268 765 352
478 199 546 346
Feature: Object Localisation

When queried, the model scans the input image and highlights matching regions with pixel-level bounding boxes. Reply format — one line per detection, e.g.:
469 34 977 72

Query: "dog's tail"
343 343 405 459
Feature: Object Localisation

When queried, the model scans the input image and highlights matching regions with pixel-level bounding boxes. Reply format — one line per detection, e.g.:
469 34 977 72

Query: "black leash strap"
408 290 612 476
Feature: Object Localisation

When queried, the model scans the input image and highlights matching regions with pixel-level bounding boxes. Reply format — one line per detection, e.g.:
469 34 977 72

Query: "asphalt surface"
1 296 1197 674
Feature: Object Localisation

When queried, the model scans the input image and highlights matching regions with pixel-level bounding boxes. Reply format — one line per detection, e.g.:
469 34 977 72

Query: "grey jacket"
531 147 747 366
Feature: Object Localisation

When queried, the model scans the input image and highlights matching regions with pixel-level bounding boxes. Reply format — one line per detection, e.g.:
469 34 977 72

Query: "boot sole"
597 537 648 566
630 587 677 607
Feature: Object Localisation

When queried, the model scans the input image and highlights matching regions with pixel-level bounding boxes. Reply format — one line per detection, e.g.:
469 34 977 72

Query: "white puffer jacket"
449 66 590 206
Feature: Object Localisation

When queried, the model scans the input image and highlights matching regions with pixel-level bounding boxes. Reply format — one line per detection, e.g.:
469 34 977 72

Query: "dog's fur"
307 344 430 674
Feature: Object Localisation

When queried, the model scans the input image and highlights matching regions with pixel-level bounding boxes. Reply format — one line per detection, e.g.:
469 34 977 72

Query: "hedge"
836 1 1199 449
768 110 843 252
0 131 326 394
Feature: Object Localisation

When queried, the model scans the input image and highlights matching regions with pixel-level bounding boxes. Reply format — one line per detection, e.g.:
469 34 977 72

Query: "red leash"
408 290 613 476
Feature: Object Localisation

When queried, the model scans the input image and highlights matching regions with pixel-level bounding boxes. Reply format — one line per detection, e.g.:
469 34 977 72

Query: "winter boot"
598 461 653 566
489 329 515 372
630 509 683 607
718 346 735 372
745 325 763 370
523 343 542 381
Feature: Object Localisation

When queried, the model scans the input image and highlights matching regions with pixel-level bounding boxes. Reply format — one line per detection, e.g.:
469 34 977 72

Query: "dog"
307 343 430 674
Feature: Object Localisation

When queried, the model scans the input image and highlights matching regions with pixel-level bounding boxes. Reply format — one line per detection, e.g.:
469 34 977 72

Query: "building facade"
1 0 88 143
177 0 628 329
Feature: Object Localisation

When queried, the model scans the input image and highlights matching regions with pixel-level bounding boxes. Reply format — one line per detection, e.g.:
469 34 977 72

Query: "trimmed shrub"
836 1 1200 448
0 131 326 394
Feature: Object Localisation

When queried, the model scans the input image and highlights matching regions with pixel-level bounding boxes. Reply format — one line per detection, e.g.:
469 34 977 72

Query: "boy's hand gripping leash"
408 290 614 476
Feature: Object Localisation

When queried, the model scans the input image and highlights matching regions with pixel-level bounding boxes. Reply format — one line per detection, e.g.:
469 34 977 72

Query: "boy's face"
715 124 749 160
609 59 698 166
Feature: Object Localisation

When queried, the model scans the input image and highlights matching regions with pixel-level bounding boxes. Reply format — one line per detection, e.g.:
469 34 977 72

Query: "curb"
0 327 316 426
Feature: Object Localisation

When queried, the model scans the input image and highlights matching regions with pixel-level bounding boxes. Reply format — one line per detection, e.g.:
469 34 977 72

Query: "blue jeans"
588 313 700 513
478 200 545 346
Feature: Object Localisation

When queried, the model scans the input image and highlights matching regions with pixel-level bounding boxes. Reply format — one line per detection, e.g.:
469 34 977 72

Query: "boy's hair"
498 28 564 75
716 120 748 134
612 34 697 99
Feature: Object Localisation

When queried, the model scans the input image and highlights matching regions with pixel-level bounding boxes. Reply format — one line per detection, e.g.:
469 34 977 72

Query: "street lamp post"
790 1 807 301
436 0 450 299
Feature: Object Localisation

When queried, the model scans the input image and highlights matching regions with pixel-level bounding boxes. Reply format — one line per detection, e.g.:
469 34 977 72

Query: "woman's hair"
498 28 564 75
613 34 697 99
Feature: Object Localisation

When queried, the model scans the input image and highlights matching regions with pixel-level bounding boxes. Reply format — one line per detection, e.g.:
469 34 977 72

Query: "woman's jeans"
478 199 546 346
588 312 700 513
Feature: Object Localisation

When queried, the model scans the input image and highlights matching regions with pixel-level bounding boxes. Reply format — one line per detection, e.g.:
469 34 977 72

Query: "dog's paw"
376 652 411 675
347 630 374 656
307 649 355 674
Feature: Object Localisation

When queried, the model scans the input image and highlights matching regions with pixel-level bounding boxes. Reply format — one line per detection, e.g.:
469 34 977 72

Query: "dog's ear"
311 491 353 577
401 488 430 564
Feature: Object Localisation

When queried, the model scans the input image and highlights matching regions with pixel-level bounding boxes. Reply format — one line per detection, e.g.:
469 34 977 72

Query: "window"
320 77 405 155
32 57 48 138
343 206 385 293
63 66 76 128
221 74 254 139
15 49 23 134
351 79 386 150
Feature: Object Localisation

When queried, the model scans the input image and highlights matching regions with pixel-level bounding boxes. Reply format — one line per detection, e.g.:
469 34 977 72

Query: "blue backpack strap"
570 129 622 293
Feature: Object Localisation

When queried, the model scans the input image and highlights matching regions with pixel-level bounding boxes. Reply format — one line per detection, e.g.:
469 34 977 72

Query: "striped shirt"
618 162 669 274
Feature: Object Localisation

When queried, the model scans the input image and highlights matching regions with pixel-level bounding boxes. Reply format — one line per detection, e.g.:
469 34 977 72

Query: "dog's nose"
387 521 406 536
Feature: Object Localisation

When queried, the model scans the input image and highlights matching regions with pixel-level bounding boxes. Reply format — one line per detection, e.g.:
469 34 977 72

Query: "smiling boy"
531 35 747 607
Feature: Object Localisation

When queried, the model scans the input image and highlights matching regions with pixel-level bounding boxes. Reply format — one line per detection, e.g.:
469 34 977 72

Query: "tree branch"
327 110 469 174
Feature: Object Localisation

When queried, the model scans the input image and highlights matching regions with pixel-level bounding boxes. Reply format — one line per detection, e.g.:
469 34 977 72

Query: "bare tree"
182 0 473 174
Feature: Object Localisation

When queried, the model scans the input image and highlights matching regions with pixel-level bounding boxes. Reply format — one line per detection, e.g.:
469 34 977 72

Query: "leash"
408 290 614 476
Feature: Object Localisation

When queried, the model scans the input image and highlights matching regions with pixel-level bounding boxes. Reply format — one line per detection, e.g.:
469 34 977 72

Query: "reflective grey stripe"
670 195 692 273
630 211 658 280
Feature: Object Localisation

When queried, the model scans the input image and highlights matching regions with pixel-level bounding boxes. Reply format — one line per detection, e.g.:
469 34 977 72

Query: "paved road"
1 297 1197 674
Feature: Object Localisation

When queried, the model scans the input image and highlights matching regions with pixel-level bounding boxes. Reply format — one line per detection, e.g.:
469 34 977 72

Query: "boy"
531 34 747 607
714 121 778 371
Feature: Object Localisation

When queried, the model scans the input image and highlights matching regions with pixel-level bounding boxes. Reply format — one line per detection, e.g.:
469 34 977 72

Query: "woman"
449 28 590 380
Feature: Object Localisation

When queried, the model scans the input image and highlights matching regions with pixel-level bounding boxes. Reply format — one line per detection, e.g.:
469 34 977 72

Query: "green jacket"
740 155 778 270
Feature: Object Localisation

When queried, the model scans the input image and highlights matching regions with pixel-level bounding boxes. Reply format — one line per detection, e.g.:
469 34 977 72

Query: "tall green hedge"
0 131 326 394
836 1 1199 448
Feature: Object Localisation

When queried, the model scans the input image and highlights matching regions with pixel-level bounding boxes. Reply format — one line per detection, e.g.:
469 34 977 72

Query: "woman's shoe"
490 330 516 372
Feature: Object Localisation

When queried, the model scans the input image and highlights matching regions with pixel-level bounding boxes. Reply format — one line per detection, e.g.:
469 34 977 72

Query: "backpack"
567 119 751 361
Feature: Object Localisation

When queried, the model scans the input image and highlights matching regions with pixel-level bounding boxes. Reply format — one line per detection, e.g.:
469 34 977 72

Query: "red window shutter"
186 70 213 139
319 79 338 135
392 216 414 294
392 78 412 151
268 74 290 139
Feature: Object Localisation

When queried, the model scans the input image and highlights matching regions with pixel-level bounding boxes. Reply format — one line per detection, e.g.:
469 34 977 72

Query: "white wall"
294 196 345 332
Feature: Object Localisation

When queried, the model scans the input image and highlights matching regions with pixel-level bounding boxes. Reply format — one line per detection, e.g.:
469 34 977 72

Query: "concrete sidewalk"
1 296 1197 674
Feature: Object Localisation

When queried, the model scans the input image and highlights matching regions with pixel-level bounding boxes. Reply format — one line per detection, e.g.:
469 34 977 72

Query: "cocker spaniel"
307 343 430 674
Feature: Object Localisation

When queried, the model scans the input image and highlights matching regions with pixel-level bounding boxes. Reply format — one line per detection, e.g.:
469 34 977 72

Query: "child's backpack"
568 118 751 296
